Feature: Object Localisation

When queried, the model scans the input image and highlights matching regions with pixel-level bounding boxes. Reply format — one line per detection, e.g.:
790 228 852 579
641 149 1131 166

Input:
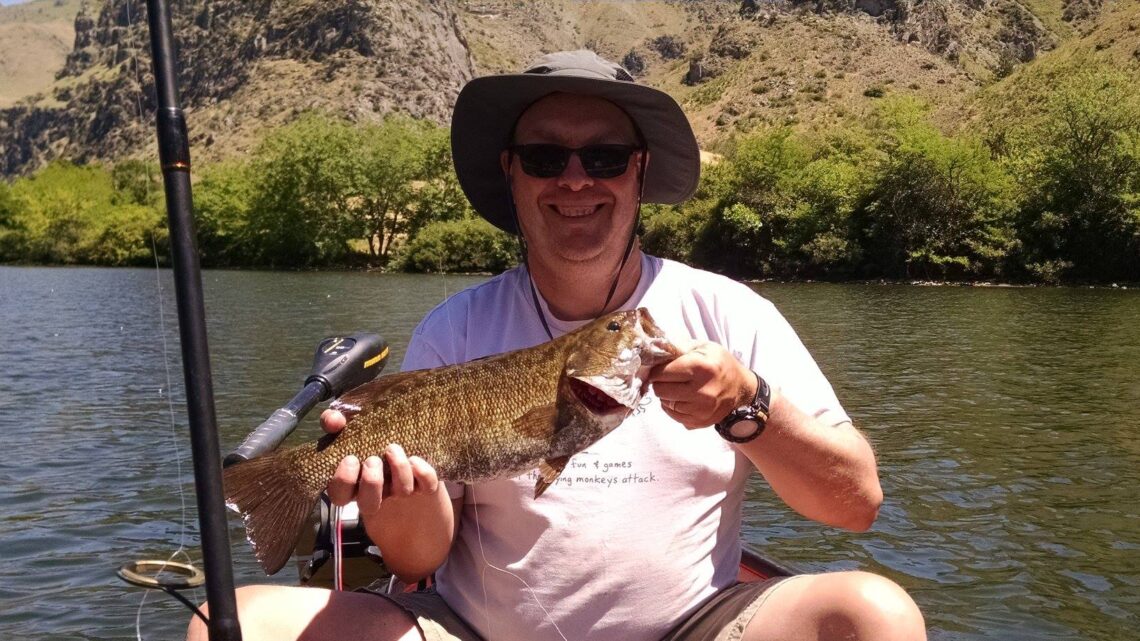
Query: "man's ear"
500 149 511 177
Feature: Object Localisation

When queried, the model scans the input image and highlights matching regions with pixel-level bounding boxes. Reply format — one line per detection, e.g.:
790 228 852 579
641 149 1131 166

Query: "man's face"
503 93 646 272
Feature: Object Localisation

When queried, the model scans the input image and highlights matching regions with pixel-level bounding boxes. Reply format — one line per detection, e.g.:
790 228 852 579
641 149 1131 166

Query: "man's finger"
652 380 693 399
320 409 347 434
408 456 439 495
327 455 360 505
356 456 386 515
385 444 416 497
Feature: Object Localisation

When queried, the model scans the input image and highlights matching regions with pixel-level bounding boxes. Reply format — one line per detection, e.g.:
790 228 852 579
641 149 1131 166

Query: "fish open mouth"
569 377 627 415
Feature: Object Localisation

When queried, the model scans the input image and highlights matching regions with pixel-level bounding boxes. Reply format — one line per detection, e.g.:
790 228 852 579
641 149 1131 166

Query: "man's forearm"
739 390 883 531
365 490 456 583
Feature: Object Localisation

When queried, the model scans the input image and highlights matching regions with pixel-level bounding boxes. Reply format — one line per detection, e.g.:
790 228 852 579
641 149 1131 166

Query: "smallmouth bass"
224 308 681 574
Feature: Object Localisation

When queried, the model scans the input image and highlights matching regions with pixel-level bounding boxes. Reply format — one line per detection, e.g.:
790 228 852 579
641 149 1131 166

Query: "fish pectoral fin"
514 403 560 440
534 456 570 499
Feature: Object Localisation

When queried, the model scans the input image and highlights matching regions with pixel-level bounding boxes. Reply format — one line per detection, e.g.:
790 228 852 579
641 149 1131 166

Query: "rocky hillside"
0 0 473 174
0 0 1127 176
0 0 82 107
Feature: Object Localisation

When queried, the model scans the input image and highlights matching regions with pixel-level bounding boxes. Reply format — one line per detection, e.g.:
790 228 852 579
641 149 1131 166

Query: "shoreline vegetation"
2 71 1138 285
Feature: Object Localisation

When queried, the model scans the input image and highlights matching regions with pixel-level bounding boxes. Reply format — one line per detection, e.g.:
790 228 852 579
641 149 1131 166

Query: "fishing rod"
132 1 240 639
119 4 394 636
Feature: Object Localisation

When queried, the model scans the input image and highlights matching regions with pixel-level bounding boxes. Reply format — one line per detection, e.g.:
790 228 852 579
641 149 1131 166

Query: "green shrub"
1009 69 1140 281
392 217 515 273
1 161 163 265
640 203 699 264
193 160 257 267
855 98 1017 279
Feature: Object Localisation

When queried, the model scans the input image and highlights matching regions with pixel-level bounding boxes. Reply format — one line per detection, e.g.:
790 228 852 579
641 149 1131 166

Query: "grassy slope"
0 0 82 107
3 0 1132 166
1021 0 1073 37
965 0 1140 132
459 1 979 151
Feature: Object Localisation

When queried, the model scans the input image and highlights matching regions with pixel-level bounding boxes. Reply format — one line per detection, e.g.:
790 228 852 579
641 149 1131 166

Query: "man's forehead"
513 93 638 143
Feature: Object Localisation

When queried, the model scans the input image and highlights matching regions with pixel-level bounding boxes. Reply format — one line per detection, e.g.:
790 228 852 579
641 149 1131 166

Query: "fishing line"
121 1 202 635
332 505 344 591
470 485 569 641
434 266 565 639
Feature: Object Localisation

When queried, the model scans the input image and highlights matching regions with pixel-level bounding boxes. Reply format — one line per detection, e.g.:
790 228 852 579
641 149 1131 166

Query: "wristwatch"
714 370 771 443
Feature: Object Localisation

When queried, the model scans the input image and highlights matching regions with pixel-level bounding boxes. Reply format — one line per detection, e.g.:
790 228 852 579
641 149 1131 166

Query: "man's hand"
317 408 456 582
649 340 754 429
319 409 441 514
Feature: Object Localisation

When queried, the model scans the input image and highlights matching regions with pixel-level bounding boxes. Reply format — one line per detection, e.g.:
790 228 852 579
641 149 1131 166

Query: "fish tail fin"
223 452 321 575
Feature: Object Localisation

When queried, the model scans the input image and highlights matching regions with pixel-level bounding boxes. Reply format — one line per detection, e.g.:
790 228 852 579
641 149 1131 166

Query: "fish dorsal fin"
534 455 570 498
330 371 423 419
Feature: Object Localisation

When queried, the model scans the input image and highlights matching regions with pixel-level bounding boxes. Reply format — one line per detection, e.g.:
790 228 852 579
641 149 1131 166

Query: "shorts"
360 576 794 641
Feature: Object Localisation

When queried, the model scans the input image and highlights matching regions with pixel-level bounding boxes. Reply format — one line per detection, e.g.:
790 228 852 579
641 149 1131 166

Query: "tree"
692 130 807 277
193 160 256 267
244 114 362 267
1012 69 1140 282
351 117 434 262
2 161 163 265
240 113 463 268
855 98 1016 280
690 128 870 278
0 181 22 260
111 159 161 207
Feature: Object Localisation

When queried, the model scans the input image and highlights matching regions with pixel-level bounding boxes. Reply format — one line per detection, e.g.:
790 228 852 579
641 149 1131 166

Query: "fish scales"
290 341 566 484
224 308 680 574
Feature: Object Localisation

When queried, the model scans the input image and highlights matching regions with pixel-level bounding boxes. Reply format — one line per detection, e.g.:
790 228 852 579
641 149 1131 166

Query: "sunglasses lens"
578 145 635 179
514 145 638 179
517 145 572 178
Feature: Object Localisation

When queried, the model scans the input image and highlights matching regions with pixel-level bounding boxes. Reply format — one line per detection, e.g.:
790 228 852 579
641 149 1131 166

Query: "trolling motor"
223 332 389 466
119 332 389 618
222 332 392 587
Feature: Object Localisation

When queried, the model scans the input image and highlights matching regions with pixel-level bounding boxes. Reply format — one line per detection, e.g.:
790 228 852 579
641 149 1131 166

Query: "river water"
1 266 1137 640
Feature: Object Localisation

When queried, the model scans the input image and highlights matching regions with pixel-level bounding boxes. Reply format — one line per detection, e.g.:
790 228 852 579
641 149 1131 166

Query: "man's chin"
552 246 609 264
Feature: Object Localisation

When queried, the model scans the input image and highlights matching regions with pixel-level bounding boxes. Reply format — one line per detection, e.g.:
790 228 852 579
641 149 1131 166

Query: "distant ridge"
0 0 82 108
0 0 1131 177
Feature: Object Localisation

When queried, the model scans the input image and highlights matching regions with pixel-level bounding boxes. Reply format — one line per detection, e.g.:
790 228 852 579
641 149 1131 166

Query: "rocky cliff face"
0 0 1118 176
0 0 474 175
701 0 1060 83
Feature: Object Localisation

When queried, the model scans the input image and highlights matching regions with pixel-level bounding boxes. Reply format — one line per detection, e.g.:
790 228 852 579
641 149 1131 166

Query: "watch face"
728 418 760 440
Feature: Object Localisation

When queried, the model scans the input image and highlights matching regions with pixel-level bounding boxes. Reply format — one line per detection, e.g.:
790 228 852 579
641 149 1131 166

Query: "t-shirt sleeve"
747 299 851 428
401 331 448 372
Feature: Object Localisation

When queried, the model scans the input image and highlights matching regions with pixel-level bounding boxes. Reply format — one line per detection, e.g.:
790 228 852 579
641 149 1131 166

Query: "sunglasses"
510 144 642 179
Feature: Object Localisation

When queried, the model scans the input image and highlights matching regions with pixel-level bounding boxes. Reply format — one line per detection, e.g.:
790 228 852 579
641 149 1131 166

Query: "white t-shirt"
399 255 849 641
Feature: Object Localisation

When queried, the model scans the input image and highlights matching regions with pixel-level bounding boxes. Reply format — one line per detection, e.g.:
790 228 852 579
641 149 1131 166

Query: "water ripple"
2 269 1138 640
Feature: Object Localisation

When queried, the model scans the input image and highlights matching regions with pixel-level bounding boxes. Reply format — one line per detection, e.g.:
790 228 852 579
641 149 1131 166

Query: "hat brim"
451 74 700 234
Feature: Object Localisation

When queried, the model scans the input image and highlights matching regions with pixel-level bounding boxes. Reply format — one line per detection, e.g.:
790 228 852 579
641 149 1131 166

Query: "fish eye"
606 320 621 331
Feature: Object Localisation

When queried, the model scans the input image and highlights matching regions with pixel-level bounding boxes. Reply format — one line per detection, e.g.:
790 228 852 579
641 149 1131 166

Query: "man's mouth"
550 204 602 218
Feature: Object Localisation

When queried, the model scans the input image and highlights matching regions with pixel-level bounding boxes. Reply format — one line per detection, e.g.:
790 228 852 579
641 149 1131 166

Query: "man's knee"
184 585 296 641
185 584 423 641
834 572 925 640
748 571 925 641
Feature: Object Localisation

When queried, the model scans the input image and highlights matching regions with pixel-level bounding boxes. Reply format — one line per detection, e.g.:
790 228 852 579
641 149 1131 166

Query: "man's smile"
548 203 604 218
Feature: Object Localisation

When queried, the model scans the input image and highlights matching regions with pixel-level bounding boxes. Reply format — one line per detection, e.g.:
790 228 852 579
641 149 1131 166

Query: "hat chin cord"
505 151 648 341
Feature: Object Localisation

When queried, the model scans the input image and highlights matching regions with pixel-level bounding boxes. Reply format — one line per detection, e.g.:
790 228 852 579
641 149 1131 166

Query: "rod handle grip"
223 408 299 467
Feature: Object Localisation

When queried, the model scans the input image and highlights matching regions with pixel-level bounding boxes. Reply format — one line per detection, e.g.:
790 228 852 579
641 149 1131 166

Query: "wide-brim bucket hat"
451 50 701 234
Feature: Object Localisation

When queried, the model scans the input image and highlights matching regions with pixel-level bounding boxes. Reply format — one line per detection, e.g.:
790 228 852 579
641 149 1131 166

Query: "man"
190 51 925 641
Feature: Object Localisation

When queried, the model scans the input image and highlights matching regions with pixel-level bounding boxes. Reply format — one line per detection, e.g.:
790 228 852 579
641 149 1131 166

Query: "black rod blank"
142 1 242 639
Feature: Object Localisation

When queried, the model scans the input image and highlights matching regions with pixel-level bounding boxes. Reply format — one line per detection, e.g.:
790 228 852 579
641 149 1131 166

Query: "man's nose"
556 152 594 191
